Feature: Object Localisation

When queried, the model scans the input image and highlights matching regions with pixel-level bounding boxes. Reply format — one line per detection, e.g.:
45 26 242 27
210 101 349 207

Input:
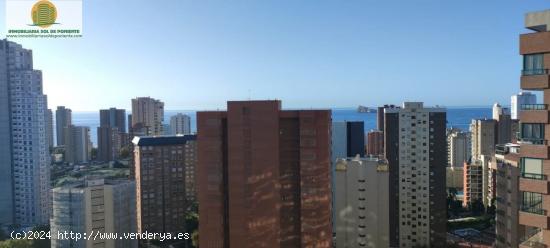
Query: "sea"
71 107 492 147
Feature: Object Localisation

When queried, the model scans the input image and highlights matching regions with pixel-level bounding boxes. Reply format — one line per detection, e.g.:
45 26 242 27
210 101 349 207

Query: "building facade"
493 144 521 248
131 97 164 136
470 119 497 160
64 125 91 164
100 108 126 133
97 127 121 162
446 166 464 190
334 157 389 248
367 130 384 157
516 9 550 247
0 40 51 226
463 160 483 207
384 102 447 247
447 129 471 167
98 108 126 162
55 106 72 146
511 91 537 120
46 108 54 149
197 100 332 248
170 113 191 135
493 103 513 145
50 179 137 248
133 135 197 235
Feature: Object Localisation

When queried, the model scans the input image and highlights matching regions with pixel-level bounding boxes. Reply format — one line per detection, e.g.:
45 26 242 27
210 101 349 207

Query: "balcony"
523 104 549 111
520 176 550 194
520 231 547 248
520 31 550 55
521 70 550 90
519 207 550 229
520 143 550 159
520 109 550 123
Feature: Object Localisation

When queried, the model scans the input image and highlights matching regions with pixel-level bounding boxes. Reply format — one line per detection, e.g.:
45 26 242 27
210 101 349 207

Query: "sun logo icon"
31 0 58 28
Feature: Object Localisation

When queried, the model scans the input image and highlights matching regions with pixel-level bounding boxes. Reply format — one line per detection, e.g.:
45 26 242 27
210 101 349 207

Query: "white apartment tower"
51 179 137 248
447 129 471 167
0 39 51 226
170 113 191 135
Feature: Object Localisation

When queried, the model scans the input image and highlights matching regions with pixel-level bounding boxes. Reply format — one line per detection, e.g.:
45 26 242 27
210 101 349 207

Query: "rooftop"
526 9 550 32
132 134 197 146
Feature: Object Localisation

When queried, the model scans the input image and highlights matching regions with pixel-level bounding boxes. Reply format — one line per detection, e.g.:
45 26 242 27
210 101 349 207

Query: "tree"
31 225 50 248
0 239 33 248
119 146 131 159
91 148 98 160
469 199 485 216
0 226 7 241
191 230 199 248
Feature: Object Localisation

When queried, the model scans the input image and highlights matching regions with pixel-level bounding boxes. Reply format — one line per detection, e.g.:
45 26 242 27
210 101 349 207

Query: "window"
520 123 544 144
520 158 545 180
521 191 544 215
523 54 544 75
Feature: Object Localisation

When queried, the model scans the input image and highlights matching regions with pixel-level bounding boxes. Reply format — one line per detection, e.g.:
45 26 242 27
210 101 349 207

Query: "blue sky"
1 0 548 111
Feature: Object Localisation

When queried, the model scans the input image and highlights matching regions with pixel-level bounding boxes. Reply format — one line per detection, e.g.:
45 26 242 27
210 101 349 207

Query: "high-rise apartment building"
46 108 54 149
170 113 191 135
463 160 483 207
50 179 137 248
493 104 513 145
470 119 497 159
100 108 126 133
0 40 51 226
97 127 121 162
493 144 521 248
446 166 464 190
331 120 365 236
56 106 72 146
367 130 384 156
131 97 164 136
64 125 91 164
447 129 471 167
377 104 398 132
133 135 197 235
98 108 126 162
515 9 550 247
511 91 537 120
197 100 332 248
334 157 389 248
384 102 446 247
332 121 365 161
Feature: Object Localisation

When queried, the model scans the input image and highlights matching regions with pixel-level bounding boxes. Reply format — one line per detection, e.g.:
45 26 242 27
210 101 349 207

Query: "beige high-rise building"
447 129 471 167
50 179 137 248
493 144 521 248
446 166 464 190
334 157 389 248
470 119 497 160
131 97 164 136
463 159 483 207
